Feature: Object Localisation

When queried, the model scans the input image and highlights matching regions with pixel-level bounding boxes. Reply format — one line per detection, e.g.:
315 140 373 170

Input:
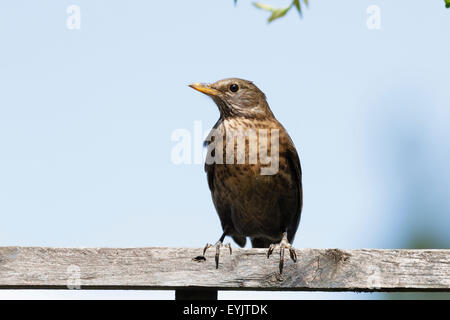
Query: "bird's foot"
267 232 297 274
202 241 232 269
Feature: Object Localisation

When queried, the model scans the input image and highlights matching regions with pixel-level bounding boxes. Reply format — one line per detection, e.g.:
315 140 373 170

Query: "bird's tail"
232 235 247 248
250 237 272 248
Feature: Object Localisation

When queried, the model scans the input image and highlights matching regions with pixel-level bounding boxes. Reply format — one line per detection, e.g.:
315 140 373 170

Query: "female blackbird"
190 78 303 274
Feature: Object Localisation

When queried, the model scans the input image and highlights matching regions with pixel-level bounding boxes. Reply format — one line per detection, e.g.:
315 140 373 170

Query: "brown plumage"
190 78 302 273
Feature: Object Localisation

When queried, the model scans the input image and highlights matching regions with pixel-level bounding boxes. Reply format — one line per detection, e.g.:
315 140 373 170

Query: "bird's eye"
229 84 239 92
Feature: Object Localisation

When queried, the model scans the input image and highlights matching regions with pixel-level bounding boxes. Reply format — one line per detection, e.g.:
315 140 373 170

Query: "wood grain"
0 247 449 292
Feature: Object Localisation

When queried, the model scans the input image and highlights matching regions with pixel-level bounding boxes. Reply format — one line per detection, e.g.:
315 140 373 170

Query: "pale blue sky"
0 0 449 299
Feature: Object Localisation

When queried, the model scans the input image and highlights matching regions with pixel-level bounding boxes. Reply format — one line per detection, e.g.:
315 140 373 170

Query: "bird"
189 78 303 274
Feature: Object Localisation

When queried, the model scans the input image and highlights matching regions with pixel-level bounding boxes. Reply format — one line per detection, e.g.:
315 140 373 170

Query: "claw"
279 245 285 274
267 244 276 258
225 243 232 255
203 243 213 256
267 232 297 274
202 240 232 269
215 241 221 269
289 247 297 262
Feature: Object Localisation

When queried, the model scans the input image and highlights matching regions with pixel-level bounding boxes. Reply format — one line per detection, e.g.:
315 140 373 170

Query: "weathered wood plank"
0 247 449 292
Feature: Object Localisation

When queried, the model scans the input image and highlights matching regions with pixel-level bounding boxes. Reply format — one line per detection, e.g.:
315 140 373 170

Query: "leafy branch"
234 1 450 23
252 0 308 23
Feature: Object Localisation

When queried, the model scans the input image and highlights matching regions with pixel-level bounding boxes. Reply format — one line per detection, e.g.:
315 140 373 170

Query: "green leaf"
446 0 450 8
253 2 276 12
293 0 302 14
268 6 292 22
253 2 292 23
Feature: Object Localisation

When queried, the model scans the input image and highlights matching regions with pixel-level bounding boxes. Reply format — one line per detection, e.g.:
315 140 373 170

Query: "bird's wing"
205 162 215 192
284 133 303 241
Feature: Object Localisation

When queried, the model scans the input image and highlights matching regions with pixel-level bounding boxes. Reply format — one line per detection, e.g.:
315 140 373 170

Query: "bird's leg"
196 232 232 269
267 232 297 274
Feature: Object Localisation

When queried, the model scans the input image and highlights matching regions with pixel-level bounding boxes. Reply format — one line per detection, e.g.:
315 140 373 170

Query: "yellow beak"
189 83 221 96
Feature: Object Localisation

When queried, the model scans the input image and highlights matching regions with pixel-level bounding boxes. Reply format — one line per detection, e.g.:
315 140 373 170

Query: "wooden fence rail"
1 247 449 299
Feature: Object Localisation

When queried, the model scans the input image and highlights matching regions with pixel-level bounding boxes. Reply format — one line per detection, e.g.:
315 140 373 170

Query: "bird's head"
189 78 274 119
